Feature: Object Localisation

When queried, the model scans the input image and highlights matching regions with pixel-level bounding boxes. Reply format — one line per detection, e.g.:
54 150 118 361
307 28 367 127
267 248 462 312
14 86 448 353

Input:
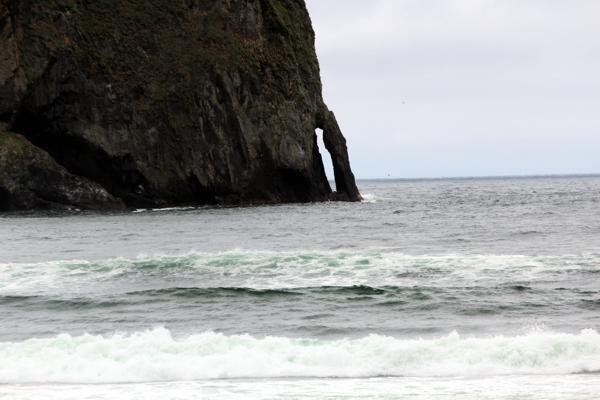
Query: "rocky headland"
0 0 360 211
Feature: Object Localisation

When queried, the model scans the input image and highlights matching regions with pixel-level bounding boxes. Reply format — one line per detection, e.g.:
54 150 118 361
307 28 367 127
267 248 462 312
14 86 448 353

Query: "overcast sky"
304 0 600 179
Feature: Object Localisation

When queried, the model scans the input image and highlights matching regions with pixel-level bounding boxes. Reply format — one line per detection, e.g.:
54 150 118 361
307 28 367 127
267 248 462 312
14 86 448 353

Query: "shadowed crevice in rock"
0 130 125 211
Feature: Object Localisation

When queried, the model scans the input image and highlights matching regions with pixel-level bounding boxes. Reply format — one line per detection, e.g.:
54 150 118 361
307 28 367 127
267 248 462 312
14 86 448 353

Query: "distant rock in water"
0 0 360 211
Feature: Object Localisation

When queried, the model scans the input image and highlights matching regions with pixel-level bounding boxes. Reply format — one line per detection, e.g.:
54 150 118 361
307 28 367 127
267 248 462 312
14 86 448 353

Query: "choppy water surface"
1 176 600 399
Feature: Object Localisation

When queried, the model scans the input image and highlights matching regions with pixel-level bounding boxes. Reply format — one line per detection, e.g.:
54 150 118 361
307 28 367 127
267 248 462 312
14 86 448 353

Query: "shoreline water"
2 374 600 399
2 177 599 398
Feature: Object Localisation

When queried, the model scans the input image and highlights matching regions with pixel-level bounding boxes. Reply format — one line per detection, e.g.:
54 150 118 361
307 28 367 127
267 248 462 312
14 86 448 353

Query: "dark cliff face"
0 0 360 211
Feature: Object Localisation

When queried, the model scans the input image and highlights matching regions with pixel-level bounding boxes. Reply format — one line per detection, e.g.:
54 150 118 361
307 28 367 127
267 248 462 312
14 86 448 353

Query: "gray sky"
305 0 600 179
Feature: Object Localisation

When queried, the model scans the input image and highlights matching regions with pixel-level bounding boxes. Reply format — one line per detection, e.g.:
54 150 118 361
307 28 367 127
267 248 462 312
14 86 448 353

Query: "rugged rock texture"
0 0 360 211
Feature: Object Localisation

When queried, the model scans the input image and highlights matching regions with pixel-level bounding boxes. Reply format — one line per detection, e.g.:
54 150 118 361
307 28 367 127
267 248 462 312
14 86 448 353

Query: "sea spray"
1 328 600 383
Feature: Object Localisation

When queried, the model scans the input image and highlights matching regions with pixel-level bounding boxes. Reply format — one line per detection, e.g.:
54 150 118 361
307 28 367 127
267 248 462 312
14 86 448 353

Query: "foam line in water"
1 251 600 296
1 328 600 383
133 206 200 213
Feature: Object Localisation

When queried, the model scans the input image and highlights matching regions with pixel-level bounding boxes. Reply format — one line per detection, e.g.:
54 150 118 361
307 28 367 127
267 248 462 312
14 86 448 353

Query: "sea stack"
0 0 360 211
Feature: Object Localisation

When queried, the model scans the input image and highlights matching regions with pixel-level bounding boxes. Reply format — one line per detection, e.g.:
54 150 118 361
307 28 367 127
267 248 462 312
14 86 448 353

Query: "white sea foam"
133 206 198 213
1 328 599 384
1 251 599 296
361 193 378 203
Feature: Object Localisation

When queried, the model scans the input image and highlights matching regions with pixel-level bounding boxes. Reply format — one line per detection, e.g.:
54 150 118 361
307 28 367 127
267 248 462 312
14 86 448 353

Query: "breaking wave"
1 328 599 383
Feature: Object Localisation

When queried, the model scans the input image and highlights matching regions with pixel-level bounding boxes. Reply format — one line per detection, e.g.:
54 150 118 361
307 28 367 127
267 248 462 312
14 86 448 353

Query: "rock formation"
0 0 360 211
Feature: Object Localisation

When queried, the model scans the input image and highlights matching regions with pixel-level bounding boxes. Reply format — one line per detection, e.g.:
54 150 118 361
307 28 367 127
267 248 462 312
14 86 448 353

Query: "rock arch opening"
315 108 361 201
315 128 335 191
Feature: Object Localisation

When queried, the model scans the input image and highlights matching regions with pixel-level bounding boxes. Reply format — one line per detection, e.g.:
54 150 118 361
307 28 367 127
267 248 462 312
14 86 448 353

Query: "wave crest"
1 328 600 383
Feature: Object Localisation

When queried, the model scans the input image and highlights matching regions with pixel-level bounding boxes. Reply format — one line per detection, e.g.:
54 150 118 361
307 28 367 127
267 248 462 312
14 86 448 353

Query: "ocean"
1 176 600 399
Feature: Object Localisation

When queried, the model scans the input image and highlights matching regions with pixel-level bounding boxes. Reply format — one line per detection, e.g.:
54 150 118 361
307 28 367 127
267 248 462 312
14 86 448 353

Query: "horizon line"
348 173 600 182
